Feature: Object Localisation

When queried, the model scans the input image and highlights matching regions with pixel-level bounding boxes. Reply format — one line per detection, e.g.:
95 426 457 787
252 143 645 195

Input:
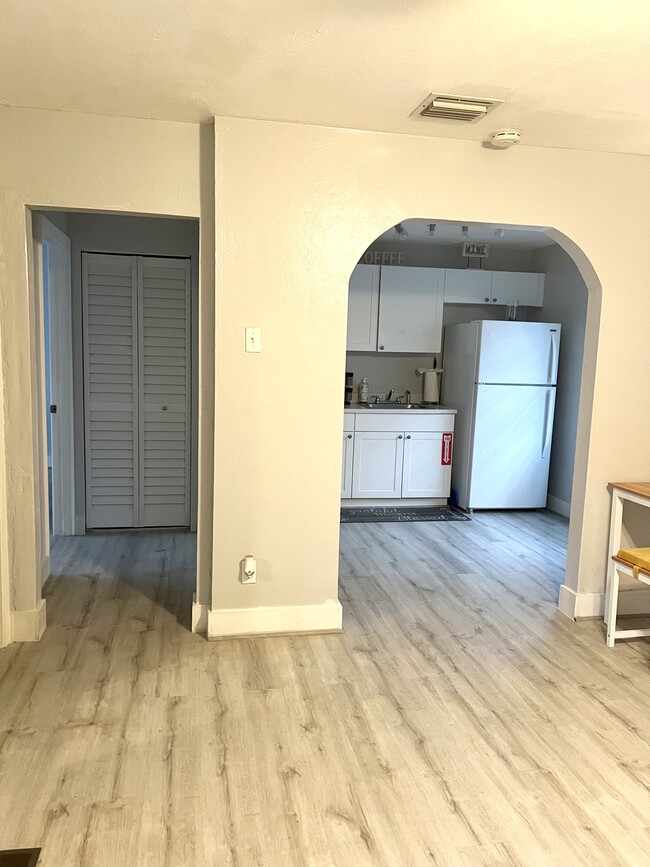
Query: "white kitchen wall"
361 240 538 271
530 244 588 516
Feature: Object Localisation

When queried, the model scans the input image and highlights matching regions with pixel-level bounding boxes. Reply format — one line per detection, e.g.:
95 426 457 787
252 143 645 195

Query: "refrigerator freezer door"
477 321 561 385
467 384 556 509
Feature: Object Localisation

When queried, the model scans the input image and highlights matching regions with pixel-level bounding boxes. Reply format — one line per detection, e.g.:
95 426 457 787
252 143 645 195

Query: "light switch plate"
246 327 262 353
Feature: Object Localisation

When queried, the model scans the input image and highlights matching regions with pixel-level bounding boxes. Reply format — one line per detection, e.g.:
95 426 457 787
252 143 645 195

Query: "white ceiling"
375 221 555 249
3 1 650 154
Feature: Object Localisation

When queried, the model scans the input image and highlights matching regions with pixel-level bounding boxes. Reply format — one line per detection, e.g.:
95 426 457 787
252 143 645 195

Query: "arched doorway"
339 218 601 619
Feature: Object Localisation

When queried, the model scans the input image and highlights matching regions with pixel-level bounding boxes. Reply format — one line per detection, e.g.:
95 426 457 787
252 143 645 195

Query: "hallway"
1 515 650 865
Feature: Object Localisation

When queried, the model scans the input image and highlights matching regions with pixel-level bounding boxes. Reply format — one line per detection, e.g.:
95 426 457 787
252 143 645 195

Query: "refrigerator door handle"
542 389 555 458
547 331 559 384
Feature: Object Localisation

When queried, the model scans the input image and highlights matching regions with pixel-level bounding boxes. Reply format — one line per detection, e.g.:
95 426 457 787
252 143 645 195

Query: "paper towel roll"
416 368 443 404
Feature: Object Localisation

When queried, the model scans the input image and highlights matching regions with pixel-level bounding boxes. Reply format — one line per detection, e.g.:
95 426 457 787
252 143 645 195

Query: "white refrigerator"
441 320 561 510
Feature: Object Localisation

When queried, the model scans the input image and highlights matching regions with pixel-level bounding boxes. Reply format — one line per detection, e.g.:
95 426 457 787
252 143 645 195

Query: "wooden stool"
605 483 650 647
605 548 650 647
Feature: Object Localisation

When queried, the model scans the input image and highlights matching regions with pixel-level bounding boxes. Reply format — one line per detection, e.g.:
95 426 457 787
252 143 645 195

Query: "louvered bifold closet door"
83 254 139 528
137 257 191 527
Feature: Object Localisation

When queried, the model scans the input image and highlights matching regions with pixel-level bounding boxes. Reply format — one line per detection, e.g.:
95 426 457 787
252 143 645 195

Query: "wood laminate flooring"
1 515 650 866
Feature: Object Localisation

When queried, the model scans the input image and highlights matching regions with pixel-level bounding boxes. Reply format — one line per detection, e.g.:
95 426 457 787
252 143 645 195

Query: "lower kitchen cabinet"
401 431 451 497
351 431 405 498
342 411 456 502
341 431 354 498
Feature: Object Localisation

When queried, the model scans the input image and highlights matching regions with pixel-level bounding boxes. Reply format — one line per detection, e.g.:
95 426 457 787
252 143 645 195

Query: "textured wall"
0 106 213 642
213 116 650 613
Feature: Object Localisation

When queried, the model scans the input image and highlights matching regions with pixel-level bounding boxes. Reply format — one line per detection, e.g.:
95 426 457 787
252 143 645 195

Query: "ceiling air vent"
414 93 503 123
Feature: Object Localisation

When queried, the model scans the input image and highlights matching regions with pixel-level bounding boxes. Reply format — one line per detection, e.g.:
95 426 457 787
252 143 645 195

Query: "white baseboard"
208 598 343 639
11 598 47 642
547 495 571 518
558 584 650 620
191 593 209 634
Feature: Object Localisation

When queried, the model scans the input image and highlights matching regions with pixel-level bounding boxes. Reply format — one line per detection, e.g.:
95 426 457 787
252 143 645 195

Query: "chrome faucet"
386 389 394 402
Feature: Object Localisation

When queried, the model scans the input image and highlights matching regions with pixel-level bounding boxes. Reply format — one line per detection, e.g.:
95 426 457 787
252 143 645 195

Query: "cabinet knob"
347 434 352 438
484 297 490 302
492 298 498 303
406 435 411 439
398 434 403 439
162 405 168 411
379 345 385 350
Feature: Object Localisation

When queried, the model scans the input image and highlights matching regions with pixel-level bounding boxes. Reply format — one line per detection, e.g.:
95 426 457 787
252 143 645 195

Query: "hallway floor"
1 516 650 866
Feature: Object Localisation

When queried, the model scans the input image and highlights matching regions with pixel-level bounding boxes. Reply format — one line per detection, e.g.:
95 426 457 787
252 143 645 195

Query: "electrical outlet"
241 555 257 584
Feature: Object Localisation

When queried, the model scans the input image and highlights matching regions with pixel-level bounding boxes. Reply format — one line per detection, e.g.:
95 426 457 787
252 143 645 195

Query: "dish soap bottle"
359 377 369 403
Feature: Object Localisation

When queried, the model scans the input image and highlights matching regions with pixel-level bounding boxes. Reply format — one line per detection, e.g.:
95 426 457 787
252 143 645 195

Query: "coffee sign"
360 250 405 266
462 242 490 258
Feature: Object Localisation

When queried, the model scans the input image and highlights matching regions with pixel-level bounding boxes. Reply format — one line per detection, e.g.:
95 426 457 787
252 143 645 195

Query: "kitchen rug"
0 851 41 867
340 506 470 524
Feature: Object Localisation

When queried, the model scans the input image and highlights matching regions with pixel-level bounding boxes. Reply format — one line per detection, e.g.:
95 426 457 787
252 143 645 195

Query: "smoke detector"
413 93 504 123
489 129 522 149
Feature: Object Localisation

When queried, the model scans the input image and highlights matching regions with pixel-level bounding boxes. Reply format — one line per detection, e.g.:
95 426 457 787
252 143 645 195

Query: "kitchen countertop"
345 404 456 414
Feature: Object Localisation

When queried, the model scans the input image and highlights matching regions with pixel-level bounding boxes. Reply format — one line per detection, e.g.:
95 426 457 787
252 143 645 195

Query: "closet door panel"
138 257 191 527
83 254 139 528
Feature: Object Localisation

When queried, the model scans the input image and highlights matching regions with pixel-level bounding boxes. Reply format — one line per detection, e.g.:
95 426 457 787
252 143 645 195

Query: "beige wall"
0 106 214 643
213 115 650 618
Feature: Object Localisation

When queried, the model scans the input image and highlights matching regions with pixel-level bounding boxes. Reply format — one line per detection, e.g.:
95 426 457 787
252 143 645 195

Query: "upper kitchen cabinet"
347 264 380 351
490 271 544 307
443 269 545 307
444 268 493 304
377 266 445 353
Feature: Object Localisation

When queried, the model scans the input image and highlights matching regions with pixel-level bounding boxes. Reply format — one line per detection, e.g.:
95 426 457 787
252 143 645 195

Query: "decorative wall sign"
360 250 405 266
462 242 489 258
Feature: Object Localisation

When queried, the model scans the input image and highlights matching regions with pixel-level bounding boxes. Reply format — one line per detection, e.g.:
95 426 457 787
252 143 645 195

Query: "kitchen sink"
361 402 423 409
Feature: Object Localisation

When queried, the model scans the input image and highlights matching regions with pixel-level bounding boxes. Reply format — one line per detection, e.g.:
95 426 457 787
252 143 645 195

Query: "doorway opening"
33 210 199 628
340 218 591 619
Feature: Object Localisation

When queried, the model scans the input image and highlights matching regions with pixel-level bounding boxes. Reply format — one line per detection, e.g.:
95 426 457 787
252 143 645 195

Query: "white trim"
208 599 343 639
547 494 570 518
11 599 47 642
37 216 76 537
558 584 650 621
191 593 208 633
40 554 50 589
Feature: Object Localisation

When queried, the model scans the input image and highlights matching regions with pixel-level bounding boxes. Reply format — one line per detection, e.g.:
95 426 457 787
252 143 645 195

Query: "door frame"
35 215 76 537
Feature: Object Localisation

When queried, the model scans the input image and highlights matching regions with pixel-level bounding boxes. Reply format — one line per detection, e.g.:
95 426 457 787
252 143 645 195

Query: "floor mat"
0 852 41 867
340 505 470 523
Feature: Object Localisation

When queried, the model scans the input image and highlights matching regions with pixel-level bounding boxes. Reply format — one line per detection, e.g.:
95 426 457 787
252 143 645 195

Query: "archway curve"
342 217 603 616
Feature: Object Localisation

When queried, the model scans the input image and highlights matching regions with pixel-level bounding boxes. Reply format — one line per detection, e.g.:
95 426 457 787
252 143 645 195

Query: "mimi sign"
462 242 490 258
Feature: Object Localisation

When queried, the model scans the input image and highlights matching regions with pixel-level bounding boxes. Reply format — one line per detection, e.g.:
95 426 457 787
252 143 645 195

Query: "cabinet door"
444 269 493 304
377 266 445 353
347 264 380 351
352 431 404 498
490 272 544 307
401 432 451 498
341 432 354 499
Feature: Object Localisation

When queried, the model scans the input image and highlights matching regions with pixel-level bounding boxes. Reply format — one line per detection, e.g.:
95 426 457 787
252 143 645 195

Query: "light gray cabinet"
346 264 379 351
443 269 545 307
346 265 445 353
